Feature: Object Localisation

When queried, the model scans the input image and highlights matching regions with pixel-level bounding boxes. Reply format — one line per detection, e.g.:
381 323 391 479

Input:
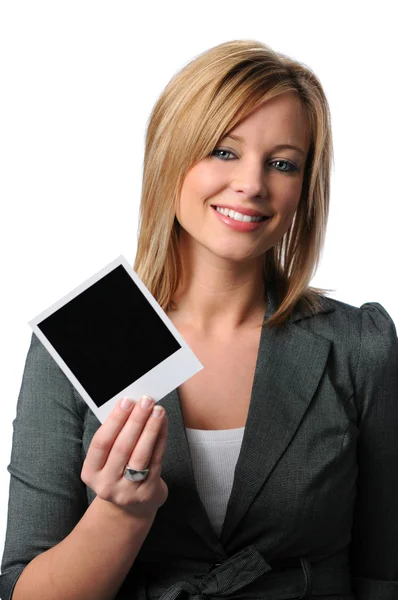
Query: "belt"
157 546 352 600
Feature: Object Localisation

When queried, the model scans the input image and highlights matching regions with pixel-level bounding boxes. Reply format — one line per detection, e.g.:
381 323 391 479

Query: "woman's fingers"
124 405 166 475
82 396 137 474
104 396 159 476
146 412 168 478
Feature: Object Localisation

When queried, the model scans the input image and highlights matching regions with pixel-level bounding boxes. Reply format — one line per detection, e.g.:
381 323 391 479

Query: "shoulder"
354 301 398 386
313 296 397 386
318 295 397 343
293 294 397 377
303 292 396 337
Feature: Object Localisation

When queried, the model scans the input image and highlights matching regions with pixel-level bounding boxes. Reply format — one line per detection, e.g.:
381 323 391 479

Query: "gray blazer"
1 281 398 600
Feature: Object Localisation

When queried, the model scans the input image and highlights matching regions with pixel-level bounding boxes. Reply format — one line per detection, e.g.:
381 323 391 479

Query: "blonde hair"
133 39 335 328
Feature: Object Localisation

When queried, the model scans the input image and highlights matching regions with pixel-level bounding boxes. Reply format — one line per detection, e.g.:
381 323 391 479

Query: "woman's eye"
270 159 298 173
211 148 235 160
210 149 298 173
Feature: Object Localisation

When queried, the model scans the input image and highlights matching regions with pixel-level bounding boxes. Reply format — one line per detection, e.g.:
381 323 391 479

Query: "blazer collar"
157 281 335 553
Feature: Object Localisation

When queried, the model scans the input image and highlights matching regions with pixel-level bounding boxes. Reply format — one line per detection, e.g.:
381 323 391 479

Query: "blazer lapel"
220 285 335 544
157 281 336 552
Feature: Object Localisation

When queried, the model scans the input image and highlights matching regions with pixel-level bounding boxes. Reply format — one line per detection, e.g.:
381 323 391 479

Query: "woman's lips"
211 205 270 232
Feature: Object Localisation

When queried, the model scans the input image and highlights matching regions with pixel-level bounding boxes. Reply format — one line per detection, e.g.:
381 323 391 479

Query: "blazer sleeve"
349 302 398 600
0 333 89 600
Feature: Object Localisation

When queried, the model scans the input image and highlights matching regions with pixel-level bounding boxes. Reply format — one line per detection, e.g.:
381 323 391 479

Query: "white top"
185 426 245 538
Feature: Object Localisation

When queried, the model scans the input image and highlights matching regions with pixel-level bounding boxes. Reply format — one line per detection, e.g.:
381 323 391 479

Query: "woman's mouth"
211 205 270 232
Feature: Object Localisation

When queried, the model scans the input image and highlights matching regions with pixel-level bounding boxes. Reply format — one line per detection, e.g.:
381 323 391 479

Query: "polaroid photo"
29 255 204 423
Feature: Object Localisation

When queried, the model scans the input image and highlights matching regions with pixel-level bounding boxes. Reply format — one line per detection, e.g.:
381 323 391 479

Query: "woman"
1 39 397 600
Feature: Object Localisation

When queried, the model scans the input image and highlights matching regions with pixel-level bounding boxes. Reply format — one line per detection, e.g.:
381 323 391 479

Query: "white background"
0 1 397 562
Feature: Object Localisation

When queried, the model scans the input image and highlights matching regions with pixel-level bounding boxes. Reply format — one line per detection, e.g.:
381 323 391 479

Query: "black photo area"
38 265 181 408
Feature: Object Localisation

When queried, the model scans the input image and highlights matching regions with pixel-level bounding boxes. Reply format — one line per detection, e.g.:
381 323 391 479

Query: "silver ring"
124 466 150 482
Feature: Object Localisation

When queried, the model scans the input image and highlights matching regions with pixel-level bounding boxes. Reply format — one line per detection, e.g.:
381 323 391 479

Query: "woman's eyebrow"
222 134 306 157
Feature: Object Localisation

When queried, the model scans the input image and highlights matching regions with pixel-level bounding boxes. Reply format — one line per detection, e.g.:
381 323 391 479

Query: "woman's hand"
81 395 168 520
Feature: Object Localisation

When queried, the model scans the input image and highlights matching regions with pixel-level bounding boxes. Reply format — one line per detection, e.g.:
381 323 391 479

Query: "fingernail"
141 395 153 409
152 405 164 418
120 397 133 410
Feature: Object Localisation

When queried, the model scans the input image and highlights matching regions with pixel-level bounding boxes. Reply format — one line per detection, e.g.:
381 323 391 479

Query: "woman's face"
175 91 311 265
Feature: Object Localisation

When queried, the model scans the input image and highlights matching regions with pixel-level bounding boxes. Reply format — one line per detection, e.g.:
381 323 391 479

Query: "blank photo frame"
29 255 203 423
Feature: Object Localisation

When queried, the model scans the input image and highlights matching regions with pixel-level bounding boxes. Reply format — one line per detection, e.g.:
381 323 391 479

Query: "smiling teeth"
215 207 263 222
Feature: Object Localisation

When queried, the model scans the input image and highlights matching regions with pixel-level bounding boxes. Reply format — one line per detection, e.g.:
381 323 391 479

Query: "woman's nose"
230 162 267 199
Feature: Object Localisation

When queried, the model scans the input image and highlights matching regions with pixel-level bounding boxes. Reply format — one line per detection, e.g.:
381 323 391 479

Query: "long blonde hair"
133 39 334 328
